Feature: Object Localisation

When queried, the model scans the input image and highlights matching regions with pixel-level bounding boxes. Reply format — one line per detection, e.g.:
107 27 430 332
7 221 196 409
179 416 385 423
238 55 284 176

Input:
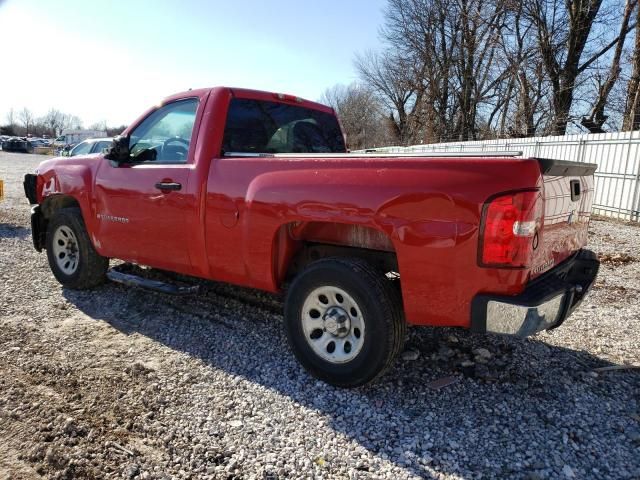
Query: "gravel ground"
0 151 639 480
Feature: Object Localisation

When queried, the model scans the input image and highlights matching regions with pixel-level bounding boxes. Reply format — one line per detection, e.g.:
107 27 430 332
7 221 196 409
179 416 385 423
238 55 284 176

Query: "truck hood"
37 154 103 173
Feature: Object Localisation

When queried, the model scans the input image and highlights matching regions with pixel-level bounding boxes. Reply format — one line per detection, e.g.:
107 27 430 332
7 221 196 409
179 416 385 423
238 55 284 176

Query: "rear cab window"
222 99 346 155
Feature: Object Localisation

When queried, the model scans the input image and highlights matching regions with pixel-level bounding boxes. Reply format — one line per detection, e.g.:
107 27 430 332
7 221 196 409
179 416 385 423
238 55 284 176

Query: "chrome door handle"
155 182 181 191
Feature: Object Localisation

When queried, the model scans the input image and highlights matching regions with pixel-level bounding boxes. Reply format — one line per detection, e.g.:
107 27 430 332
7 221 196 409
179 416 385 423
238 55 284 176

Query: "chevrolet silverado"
23 87 600 386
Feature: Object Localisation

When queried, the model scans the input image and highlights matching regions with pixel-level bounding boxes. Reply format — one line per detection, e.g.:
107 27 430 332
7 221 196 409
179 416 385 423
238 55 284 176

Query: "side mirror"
104 135 130 162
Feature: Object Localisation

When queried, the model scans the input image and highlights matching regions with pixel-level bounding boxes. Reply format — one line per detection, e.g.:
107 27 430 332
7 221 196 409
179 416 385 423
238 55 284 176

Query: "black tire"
284 257 406 387
45 207 108 289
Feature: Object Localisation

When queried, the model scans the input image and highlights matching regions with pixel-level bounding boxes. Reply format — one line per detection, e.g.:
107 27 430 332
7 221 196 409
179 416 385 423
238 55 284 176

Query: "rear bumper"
471 249 599 337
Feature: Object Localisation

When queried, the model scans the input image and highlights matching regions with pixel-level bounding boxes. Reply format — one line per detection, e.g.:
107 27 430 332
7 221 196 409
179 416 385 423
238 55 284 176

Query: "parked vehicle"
28 138 51 148
53 129 107 149
68 138 113 157
23 87 600 387
3 137 33 153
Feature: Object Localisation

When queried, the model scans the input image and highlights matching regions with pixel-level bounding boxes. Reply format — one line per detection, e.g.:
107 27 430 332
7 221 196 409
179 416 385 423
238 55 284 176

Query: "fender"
36 157 102 252
240 166 468 325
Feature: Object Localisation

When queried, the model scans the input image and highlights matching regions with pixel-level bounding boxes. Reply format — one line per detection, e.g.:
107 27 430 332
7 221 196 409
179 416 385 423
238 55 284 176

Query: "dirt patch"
598 252 637 265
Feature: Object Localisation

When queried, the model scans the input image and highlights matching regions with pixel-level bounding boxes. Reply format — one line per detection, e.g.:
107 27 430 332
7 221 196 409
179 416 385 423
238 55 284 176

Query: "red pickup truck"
24 87 599 386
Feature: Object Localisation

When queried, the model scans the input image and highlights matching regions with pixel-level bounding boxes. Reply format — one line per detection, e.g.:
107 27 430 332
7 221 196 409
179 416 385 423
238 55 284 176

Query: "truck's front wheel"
46 207 108 289
285 258 405 387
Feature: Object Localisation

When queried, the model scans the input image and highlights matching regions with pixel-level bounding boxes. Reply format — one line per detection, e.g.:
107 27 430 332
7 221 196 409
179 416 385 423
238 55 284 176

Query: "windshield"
69 141 92 156
222 99 346 154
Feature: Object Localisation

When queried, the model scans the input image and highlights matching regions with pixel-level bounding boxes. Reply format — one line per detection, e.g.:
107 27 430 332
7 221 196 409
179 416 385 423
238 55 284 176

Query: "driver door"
94 98 199 273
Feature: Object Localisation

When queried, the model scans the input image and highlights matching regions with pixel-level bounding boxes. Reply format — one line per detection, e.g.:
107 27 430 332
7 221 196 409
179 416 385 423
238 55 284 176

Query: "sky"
0 0 386 127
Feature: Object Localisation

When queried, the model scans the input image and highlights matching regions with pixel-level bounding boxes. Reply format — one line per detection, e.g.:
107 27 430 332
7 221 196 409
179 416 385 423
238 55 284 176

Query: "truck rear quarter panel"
205 156 543 327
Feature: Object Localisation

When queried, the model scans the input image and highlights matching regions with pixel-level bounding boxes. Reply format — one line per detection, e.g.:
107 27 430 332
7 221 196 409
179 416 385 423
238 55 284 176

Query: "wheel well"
287 242 398 280
41 195 81 219
274 222 399 284
35 195 82 249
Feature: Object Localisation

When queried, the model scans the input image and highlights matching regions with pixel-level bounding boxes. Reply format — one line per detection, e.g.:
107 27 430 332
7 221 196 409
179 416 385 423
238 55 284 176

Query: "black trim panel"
30 205 46 252
23 173 38 204
536 158 597 176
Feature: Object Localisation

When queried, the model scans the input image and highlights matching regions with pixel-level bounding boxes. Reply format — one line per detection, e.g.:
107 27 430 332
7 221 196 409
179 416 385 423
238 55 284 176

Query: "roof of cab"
161 87 334 114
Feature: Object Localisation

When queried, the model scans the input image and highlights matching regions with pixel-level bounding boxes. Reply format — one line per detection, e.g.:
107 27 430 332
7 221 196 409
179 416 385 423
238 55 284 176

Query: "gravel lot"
0 151 639 480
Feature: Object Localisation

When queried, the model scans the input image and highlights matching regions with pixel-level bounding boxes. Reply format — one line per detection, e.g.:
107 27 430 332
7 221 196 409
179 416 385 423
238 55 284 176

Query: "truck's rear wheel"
285 258 405 387
46 207 108 289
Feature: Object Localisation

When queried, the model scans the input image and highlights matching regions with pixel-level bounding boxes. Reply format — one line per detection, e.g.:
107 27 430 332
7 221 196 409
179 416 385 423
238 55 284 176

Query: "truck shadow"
63 271 638 479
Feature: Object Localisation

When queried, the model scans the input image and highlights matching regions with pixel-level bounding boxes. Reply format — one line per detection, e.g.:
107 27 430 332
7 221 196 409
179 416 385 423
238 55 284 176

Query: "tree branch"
578 20 637 75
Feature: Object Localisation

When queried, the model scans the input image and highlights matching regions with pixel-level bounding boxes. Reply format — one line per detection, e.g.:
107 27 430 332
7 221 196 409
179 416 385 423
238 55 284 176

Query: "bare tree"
362 0 510 143
355 50 418 144
38 109 88 137
624 4 640 129
488 2 550 138
376 0 462 142
321 83 390 149
377 0 451 143
89 120 108 132
351 0 637 144
43 109 64 137
526 0 635 134
59 114 83 131
6 108 15 128
18 108 34 136
454 0 508 140
581 0 637 133
30 117 51 138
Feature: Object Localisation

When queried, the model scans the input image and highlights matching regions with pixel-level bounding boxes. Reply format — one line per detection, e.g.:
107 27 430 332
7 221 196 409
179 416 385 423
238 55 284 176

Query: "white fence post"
618 132 634 218
630 131 640 222
578 137 586 164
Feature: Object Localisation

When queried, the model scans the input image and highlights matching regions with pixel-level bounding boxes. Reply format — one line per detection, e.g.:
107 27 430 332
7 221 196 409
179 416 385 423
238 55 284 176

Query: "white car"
67 138 113 157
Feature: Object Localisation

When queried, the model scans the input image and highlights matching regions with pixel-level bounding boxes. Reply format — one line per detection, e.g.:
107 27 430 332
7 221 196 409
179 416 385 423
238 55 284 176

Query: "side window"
69 141 92 157
129 98 198 164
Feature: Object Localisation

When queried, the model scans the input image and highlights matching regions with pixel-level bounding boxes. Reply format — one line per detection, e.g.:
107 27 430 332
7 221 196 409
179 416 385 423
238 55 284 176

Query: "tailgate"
530 159 597 279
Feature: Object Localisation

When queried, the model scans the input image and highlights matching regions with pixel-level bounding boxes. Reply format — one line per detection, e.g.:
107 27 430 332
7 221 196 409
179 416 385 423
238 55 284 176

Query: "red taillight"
273 93 303 103
480 190 542 268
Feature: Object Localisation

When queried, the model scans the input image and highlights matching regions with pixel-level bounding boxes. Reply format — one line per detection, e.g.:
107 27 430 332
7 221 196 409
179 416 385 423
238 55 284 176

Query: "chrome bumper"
471 249 599 337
